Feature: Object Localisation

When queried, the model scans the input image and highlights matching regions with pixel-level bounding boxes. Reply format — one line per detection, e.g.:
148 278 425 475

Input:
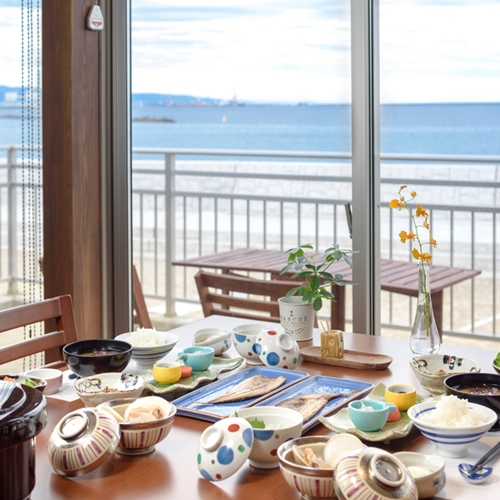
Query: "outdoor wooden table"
32 315 498 500
173 248 481 333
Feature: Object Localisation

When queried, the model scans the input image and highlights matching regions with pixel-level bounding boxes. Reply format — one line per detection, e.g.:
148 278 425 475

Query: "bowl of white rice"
116 328 179 369
407 395 497 458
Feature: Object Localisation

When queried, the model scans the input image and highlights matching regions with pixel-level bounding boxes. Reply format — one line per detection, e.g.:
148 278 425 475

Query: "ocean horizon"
1 102 499 156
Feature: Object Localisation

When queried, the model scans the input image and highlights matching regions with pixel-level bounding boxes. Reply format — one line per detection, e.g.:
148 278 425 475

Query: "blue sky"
0 1 498 104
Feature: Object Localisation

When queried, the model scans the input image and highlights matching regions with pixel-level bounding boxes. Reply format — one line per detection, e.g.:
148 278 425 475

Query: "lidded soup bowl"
230 406 303 469
48 407 120 477
334 447 418 500
97 396 176 455
232 323 279 365
254 328 300 370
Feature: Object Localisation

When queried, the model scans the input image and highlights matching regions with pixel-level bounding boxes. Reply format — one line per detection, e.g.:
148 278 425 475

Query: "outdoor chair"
39 258 152 329
194 270 307 323
132 265 153 329
0 294 78 369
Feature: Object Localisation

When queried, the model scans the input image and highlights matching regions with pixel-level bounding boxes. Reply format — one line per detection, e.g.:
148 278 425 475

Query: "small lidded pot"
385 384 417 412
335 447 418 500
0 380 47 500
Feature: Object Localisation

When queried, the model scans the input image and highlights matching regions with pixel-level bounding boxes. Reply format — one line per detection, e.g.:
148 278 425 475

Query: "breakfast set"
2 319 500 500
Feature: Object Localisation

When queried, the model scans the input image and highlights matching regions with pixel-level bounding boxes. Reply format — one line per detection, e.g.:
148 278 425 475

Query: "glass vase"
409 263 441 355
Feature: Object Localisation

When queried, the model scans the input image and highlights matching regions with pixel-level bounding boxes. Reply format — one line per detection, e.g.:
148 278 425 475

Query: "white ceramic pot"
278 296 315 341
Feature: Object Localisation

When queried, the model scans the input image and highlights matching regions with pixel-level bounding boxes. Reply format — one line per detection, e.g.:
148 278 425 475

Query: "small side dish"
0 374 46 392
98 396 176 455
24 368 63 395
75 372 145 407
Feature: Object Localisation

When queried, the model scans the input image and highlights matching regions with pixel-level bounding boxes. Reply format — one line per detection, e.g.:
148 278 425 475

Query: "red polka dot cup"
232 323 282 365
231 406 304 469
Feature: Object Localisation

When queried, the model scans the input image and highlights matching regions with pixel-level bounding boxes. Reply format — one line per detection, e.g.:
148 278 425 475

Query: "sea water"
1 103 499 156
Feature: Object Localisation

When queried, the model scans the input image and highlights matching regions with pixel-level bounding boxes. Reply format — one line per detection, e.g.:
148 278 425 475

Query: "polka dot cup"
232 406 304 469
197 417 254 481
254 329 300 370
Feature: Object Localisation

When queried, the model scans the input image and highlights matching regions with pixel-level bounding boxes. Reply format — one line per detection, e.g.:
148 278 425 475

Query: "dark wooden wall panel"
42 0 103 345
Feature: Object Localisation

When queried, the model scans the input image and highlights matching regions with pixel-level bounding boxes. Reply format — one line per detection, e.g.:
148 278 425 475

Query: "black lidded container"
0 380 47 500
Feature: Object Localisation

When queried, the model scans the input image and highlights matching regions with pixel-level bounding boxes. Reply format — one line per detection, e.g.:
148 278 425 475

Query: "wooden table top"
173 248 481 295
32 316 498 500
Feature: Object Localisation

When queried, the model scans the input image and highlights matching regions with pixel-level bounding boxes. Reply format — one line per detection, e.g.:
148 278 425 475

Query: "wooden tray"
300 346 392 371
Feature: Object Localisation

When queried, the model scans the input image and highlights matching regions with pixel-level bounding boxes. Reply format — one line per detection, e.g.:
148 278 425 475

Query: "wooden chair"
194 270 306 323
133 265 153 329
0 294 78 369
39 258 152 329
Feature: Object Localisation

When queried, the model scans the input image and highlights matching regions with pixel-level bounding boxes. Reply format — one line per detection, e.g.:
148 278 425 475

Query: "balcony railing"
2 145 500 341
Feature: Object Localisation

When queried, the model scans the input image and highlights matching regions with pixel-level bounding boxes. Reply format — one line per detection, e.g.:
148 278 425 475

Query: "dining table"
172 248 481 333
32 315 500 499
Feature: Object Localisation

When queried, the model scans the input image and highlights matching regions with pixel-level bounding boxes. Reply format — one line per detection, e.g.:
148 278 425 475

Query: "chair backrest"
0 294 78 369
133 265 153 329
40 257 152 329
194 271 301 322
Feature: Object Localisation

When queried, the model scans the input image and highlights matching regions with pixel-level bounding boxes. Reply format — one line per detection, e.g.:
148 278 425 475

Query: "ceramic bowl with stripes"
407 400 497 458
277 436 335 498
334 447 418 500
48 408 120 477
98 397 176 455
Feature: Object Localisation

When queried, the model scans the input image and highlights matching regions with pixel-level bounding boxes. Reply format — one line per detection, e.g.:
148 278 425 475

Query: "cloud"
131 0 500 103
0 1 498 103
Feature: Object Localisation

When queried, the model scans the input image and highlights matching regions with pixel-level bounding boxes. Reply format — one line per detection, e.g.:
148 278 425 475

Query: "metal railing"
2 145 500 341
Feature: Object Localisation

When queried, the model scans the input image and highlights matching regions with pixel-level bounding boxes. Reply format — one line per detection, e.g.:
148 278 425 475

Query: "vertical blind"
21 0 43 368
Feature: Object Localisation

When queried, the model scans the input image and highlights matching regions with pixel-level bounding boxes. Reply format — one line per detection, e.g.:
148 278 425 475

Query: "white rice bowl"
116 329 179 368
408 396 497 458
418 395 487 426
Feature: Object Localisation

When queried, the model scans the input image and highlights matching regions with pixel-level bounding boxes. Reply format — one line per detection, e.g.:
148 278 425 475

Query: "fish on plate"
276 390 362 422
208 375 287 403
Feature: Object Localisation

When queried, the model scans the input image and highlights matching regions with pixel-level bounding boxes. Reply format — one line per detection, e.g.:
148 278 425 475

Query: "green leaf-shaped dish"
142 357 244 394
319 382 431 443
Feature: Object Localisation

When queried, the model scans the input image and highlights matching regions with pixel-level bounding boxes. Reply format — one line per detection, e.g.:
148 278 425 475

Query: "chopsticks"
469 441 500 474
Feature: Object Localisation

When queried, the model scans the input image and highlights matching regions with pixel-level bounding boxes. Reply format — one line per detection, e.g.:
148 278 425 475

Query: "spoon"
458 441 500 483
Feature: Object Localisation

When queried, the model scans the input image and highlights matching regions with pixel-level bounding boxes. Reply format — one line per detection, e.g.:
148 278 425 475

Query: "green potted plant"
278 244 354 340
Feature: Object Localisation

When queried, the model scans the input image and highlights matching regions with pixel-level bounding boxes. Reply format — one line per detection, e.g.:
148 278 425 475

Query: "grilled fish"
276 390 360 422
208 375 287 404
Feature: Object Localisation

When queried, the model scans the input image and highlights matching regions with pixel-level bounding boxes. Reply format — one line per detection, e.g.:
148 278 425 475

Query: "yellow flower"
410 191 417 197
399 230 416 243
400 185 407 190
389 199 404 210
429 232 437 248
416 204 428 218
423 215 430 229
412 248 433 264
